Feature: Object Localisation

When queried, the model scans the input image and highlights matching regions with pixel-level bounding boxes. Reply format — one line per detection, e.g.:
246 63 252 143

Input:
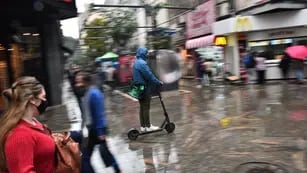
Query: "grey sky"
61 0 106 38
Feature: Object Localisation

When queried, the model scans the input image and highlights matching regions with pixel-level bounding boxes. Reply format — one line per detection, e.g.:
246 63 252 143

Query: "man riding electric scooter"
132 47 163 132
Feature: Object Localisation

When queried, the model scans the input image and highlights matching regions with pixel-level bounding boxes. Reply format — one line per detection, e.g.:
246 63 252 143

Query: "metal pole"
84 26 155 29
92 4 194 10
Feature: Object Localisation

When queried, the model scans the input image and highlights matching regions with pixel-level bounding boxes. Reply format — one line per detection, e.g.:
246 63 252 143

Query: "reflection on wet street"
47 81 307 173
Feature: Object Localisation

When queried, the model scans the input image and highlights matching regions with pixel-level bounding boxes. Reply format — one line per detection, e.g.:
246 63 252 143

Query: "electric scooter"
127 92 175 140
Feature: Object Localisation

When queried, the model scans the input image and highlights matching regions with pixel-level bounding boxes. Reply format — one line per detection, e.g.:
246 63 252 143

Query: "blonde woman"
0 76 55 173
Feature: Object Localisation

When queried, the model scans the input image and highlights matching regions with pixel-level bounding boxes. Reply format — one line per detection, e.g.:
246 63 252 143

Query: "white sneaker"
146 124 160 131
140 127 146 132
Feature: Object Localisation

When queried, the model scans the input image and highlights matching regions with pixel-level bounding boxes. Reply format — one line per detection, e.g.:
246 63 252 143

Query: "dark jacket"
132 47 161 95
279 53 291 71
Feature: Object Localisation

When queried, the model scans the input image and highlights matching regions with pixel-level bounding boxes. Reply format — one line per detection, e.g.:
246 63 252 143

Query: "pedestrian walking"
104 63 116 90
92 61 105 92
67 64 83 113
132 47 163 132
75 72 122 173
285 42 307 84
194 51 204 88
243 50 257 84
279 52 291 80
0 76 55 173
255 52 267 84
293 59 304 84
203 58 215 85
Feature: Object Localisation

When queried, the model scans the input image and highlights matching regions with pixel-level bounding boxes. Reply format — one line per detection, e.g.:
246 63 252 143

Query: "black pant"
87 129 120 172
139 95 151 127
281 69 289 80
257 70 266 84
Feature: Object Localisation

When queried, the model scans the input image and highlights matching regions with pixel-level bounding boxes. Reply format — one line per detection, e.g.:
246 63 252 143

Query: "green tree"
84 18 109 61
106 9 137 47
83 9 137 61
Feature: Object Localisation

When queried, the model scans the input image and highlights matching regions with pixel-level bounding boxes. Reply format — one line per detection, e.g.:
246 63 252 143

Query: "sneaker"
140 127 146 132
146 124 160 131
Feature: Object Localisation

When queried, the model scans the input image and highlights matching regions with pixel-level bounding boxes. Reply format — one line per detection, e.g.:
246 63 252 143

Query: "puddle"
234 162 288 173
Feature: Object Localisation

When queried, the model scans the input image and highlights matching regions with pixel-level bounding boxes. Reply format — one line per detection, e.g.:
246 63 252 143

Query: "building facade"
0 0 77 111
214 0 307 77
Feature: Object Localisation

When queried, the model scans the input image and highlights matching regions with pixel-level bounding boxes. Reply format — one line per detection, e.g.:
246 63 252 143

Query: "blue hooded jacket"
132 47 161 95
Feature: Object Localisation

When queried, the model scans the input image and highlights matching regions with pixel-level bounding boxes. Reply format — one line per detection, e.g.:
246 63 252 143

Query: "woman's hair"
0 76 43 171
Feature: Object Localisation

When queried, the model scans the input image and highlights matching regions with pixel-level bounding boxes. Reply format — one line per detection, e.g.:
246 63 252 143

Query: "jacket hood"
136 47 148 60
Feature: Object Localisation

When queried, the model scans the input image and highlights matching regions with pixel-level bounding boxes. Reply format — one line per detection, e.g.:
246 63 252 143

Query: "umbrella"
286 45 307 60
289 110 307 121
156 50 181 84
96 52 119 62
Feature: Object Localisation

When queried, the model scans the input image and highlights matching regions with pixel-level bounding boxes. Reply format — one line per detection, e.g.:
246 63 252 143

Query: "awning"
185 35 215 49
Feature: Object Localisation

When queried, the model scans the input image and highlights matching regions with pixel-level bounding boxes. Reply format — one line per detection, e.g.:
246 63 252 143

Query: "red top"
3 119 56 173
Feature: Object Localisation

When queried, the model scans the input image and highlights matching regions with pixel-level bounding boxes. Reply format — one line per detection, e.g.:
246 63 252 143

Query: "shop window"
0 27 42 111
0 46 9 111
20 28 43 81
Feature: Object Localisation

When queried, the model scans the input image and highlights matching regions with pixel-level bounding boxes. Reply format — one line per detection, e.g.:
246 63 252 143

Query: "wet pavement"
43 79 307 173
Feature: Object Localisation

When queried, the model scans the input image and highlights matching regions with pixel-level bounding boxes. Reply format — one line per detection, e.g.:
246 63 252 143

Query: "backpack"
243 54 256 68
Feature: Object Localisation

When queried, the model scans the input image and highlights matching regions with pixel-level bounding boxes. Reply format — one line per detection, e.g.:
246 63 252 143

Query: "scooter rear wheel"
128 129 139 140
165 122 175 133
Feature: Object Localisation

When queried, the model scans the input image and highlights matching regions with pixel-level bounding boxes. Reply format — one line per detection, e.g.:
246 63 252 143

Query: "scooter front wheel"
128 129 140 140
165 122 175 133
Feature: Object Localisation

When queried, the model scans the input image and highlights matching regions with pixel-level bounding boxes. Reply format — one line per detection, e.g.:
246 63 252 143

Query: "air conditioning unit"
216 2 230 17
178 15 185 24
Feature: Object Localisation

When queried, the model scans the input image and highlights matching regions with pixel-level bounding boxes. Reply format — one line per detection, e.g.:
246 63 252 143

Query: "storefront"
213 9 307 79
0 0 77 111
0 28 42 109
248 27 307 79
184 0 217 78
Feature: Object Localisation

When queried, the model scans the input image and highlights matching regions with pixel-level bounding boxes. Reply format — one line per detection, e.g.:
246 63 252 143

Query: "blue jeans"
296 68 304 81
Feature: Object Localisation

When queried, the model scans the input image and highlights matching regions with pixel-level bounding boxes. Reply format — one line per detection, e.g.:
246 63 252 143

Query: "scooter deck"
138 128 164 135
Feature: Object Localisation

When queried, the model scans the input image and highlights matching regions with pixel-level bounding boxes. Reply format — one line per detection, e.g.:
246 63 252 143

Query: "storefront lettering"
268 31 295 37
191 11 208 29
186 0 215 39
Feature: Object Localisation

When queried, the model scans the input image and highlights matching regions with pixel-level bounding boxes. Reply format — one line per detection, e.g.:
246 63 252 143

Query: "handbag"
128 82 145 99
52 132 81 173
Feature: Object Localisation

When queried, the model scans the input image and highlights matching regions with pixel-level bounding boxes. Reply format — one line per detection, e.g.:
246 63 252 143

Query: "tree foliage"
105 9 138 47
84 18 109 60
84 9 137 60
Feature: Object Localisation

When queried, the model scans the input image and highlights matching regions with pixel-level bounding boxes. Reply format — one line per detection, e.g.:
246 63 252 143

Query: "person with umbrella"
279 52 291 81
286 44 307 84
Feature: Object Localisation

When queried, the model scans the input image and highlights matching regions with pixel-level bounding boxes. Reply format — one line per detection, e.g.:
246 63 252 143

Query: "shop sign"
234 16 252 32
235 0 270 11
186 0 216 39
248 27 307 41
214 36 227 46
268 30 295 38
